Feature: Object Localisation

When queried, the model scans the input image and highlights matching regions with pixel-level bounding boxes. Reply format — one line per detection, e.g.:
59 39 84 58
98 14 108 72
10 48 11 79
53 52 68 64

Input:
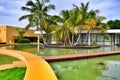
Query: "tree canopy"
107 19 120 29
19 0 108 46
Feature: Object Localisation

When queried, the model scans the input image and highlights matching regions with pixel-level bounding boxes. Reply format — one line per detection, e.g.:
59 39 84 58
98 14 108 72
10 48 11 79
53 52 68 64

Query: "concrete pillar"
37 35 40 52
88 32 90 46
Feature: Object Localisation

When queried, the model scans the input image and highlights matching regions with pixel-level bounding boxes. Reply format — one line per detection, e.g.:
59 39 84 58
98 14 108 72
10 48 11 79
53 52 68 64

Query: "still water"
2 44 120 80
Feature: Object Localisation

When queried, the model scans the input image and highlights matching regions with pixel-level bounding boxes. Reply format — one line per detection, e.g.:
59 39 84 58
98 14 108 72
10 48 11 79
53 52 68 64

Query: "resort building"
79 30 120 46
0 25 37 44
0 25 120 46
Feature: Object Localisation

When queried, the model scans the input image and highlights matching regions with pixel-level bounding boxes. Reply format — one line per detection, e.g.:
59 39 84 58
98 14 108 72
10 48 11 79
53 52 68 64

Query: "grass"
0 67 26 80
0 54 19 65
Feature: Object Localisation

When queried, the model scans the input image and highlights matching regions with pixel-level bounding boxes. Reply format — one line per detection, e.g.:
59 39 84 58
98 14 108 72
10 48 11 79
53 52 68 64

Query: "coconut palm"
70 2 96 46
19 0 55 45
84 11 108 46
52 10 74 46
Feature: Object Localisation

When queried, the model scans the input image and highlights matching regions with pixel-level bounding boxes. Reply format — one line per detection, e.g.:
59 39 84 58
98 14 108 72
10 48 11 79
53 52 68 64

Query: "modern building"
0 25 37 44
1 25 120 46
79 30 120 46
34 29 120 46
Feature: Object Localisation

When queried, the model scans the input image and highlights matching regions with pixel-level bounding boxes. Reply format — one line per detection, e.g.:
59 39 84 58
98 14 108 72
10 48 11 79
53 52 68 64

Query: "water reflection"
97 61 120 80
5 44 120 56
37 46 120 56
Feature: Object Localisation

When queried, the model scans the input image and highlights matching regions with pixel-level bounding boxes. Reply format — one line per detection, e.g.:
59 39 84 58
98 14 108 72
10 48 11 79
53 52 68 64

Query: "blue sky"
0 0 120 28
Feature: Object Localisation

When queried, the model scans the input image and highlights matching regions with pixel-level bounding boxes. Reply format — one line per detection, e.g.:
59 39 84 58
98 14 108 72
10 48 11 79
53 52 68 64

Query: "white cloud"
0 6 4 12
0 0 120 27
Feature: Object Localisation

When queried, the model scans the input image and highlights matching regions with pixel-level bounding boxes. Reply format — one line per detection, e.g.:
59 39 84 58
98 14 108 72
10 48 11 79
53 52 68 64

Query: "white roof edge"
106 29 120 33
34 29 120 34
34 31 46 35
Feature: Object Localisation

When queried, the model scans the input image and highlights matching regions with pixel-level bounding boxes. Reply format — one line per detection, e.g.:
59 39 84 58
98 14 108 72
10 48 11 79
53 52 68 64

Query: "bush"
17 38 30 43
91 41 97 46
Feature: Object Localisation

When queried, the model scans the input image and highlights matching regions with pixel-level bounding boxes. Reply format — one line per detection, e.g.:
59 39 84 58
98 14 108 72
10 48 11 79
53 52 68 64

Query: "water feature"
1 44 120 80
7 44 120 56
50 55 120 80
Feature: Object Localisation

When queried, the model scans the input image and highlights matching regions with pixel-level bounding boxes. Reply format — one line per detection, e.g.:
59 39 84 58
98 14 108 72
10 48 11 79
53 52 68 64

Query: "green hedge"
17 39 30 43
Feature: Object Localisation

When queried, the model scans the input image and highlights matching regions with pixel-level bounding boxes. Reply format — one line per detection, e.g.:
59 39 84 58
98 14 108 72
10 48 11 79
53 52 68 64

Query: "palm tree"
71 2 108 46
71 2 94 46
19 0 55 45
52 10 74 46
84 11 108 46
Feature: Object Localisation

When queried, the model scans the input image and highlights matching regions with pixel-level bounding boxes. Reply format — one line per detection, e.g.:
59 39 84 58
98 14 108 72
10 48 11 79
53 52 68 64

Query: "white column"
88 32 91 46
37 35 40 52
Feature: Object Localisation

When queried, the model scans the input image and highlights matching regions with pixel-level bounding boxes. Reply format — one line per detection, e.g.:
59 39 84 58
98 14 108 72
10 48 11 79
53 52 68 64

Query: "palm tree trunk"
74 29 81 46
71 33 75 46
67 30 72 46
83 31 90 46
38 14 48 46
39 27 47 46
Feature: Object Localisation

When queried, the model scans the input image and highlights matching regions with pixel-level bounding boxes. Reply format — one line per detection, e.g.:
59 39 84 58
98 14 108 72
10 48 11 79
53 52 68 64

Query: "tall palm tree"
84 11 108 46
19 0 55 45
71 2 92 46
71 2 107 46
52 10 73 46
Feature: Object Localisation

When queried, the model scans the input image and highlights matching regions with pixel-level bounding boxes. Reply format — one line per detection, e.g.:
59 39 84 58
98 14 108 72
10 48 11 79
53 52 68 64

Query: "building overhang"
106 29 120 33
34 31 46 35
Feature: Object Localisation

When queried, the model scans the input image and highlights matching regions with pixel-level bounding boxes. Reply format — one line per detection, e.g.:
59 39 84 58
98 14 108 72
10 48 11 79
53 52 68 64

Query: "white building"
80 29 120 46
34 29 120 46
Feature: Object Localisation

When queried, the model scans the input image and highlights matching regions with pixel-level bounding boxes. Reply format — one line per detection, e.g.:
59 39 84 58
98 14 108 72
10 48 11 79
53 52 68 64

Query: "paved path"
0 61 25 70
0 49 58 80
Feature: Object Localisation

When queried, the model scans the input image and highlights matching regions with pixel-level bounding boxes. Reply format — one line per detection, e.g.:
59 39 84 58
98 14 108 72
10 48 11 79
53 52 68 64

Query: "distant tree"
16 29 25 39
107 19 120 29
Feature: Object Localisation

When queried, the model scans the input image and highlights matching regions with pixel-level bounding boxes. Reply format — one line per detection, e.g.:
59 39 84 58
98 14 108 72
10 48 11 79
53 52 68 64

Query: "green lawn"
0 54 19 65
0 67 26 80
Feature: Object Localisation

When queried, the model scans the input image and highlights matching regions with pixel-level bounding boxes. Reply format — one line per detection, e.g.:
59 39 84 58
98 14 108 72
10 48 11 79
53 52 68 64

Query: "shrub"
91 41 97 46
17 38 30 43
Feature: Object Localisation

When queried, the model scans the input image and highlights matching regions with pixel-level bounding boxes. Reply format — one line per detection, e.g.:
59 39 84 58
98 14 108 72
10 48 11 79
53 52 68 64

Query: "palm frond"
19 14 33 21
26 0 37 8
21 7 31 12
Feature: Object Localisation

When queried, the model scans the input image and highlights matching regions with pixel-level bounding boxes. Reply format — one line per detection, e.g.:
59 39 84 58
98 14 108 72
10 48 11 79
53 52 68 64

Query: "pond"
7 44 120 56
50 55 120 80
1 44 120 80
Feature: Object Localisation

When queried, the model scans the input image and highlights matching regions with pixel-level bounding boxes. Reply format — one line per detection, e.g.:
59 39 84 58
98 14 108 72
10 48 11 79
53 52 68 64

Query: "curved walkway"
0 49 58 80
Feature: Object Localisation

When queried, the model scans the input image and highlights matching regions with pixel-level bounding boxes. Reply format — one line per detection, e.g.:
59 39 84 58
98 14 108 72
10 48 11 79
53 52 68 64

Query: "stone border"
43 51 120 61
45 45 100 49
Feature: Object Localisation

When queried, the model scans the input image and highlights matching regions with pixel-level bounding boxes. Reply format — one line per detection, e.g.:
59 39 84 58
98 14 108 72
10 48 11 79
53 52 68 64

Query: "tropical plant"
52 10 73 46
16 29 30 43
19 0 55 45
16 29 25 39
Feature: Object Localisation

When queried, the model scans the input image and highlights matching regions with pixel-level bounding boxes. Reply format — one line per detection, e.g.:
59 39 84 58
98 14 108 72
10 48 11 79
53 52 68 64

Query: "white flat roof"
34 29 120 35
106 29 120 33
81 29 120 33
34 31 46 35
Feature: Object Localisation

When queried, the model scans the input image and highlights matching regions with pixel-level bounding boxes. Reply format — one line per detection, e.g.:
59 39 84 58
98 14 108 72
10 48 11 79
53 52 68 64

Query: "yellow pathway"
0 49 58 80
